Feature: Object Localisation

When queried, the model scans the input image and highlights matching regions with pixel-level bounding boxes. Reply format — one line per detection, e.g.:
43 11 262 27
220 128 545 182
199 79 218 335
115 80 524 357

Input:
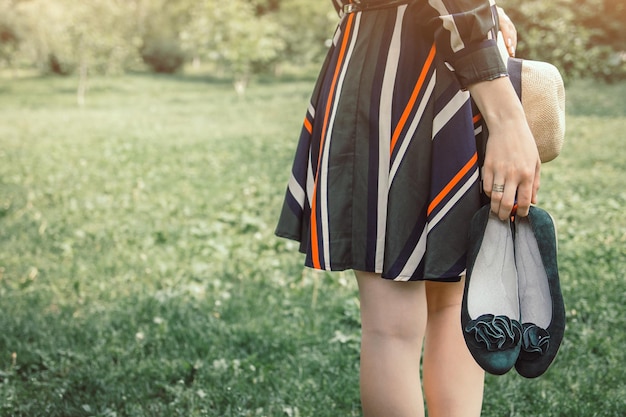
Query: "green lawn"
1 74 625 416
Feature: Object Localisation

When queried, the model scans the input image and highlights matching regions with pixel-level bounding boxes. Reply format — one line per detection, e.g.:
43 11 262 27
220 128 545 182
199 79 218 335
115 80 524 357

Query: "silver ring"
492 183 505 193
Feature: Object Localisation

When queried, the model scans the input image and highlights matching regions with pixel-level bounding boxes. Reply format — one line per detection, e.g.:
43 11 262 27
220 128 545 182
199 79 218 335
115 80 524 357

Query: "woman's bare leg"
355 270 427 417
423 277 485 417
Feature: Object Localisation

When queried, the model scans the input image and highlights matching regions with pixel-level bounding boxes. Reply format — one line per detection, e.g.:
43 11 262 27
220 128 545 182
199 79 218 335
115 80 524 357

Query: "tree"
498 0 626 81
182 0 286 94
15 0 140 105
0 0 22 72
133 0 192 74
273 0 337 69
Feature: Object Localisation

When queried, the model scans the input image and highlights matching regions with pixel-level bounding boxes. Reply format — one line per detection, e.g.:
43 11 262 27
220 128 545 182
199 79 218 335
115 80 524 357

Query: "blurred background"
1 0 625 416
1 0 625 94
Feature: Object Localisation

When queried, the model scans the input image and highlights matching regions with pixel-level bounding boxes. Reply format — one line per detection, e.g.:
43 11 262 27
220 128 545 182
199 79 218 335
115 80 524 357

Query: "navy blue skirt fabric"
276 1 501 281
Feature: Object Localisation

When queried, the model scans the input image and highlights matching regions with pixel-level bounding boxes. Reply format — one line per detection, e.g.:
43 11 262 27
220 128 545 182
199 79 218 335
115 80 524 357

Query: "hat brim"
498 34 566 163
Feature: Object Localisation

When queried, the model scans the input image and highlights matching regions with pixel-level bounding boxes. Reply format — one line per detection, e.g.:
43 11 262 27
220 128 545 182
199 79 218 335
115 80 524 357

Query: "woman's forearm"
467 76 541 220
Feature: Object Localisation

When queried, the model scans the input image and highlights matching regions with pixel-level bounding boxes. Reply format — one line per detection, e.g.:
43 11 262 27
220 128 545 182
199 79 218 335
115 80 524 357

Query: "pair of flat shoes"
461 205 565 378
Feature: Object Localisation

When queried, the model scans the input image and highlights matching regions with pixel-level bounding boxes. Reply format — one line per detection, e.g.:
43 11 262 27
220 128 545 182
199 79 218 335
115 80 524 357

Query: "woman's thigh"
355 270 427 339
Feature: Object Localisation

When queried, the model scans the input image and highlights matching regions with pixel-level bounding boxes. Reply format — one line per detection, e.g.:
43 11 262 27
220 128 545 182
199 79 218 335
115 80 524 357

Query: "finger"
481 165 494 199
489 178 506 218
515 181 533 217
490 193 501 219
498 184 516 221
531 162 541 204
503 26 517 57
507 37 516 57
497 9 517 57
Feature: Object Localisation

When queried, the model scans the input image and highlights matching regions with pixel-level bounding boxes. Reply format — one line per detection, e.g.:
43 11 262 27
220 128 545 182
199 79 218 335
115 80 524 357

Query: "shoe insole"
468 211 520 319
516 216 552 328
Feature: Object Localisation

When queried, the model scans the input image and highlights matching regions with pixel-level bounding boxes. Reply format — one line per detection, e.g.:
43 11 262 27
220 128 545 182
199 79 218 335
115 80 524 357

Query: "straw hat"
498 35 566 163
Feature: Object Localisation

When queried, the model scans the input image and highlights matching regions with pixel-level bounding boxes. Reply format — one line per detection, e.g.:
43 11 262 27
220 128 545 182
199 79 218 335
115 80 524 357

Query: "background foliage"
1 0 624 86
498 0 626 81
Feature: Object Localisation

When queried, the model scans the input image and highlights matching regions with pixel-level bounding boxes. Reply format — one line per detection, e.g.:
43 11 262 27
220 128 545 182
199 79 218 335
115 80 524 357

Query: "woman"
276 1 537 416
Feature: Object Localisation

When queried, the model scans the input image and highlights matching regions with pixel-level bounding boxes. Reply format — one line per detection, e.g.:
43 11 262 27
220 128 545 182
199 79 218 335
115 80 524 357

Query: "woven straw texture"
521 60 565 162
496 33 565 163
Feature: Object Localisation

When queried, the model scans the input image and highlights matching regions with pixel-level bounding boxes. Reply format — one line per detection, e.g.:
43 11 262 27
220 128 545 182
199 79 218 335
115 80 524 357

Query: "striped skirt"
276 2 486 281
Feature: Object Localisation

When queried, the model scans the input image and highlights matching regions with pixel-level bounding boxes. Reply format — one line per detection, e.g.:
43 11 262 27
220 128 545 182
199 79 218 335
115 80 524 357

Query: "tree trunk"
77 60 88 107
233 74 249 98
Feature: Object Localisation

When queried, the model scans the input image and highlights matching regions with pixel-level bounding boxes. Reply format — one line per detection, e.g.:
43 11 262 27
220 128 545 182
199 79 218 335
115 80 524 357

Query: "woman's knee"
425 277 465 315
355 270 427 340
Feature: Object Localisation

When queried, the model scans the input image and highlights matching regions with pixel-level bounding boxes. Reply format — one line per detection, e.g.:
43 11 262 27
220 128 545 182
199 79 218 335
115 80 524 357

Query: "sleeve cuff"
448 41 508 89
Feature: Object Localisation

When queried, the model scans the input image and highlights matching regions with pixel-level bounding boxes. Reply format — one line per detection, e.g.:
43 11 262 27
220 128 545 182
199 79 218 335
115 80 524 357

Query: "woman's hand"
469 77 541 220
497 6 517 57
469 7 537 220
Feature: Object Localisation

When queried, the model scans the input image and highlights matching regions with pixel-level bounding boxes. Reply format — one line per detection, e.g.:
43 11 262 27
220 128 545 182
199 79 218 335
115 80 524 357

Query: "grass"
0 73 625 416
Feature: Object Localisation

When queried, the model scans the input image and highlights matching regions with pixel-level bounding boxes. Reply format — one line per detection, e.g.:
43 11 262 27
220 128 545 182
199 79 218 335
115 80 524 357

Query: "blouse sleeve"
428 0 507 88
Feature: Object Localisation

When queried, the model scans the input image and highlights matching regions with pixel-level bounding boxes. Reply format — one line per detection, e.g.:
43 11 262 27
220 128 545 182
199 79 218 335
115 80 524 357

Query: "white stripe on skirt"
320 13 362 270
375 5 407 272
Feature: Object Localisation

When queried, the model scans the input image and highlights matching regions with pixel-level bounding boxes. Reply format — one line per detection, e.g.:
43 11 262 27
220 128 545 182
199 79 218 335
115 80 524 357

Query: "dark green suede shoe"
461 205 522 375
514 206 566 378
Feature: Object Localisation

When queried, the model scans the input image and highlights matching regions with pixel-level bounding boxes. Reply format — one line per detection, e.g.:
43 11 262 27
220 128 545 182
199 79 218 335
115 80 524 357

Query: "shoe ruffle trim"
519 323 550 358
465 314 522 352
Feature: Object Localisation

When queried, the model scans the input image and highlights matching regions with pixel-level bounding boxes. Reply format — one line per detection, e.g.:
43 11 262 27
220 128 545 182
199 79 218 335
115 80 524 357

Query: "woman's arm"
470 5 539 221
468 77 541 220
429 1 537 219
